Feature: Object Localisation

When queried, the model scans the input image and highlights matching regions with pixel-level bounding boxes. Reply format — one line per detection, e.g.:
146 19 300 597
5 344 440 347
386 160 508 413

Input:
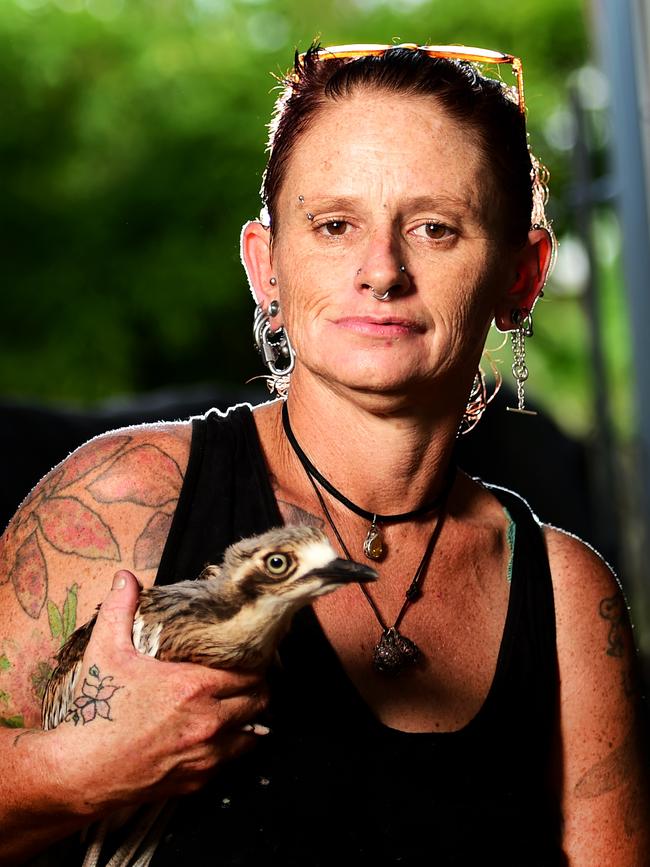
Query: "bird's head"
217 525 376 609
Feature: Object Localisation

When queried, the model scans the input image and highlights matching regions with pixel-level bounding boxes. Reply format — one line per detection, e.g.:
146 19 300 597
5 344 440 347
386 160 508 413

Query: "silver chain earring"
253 300 295 396
507 308 536 416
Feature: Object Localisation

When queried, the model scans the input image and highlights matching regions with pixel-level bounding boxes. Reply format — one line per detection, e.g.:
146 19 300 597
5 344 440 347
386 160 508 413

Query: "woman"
1 43 648 866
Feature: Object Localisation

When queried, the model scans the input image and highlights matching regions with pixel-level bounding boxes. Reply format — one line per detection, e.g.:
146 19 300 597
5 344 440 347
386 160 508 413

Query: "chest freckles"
311 522 512 732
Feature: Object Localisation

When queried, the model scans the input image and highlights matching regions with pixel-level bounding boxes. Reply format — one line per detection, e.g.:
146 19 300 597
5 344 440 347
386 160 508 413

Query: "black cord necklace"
282 402 455 674
281 401 450 561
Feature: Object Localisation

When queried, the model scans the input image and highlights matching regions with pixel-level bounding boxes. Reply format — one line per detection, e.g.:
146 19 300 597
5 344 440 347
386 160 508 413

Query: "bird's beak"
306 557 377 585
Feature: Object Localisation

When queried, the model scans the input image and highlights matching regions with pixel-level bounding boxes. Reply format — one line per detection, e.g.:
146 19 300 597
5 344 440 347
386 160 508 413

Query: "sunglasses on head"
296 43 525 115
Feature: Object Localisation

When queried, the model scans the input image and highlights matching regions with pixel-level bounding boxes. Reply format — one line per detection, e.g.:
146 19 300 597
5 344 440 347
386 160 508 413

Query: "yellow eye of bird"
265 553 291 575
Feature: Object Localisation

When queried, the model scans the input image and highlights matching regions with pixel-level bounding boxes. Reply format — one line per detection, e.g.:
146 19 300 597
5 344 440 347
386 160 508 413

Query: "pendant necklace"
281 402 449 561
281 402 455 675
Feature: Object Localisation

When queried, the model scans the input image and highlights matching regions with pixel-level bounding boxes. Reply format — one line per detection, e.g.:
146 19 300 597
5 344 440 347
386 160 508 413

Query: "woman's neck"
273 372 466 515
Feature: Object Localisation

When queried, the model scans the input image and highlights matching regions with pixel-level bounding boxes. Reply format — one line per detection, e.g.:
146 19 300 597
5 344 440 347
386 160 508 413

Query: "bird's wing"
41 615 95 730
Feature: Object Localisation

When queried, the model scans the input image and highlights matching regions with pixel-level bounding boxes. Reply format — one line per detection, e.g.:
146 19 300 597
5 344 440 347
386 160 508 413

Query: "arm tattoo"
2 438 184 618
88 445 183 507
276 500 325 529
12 728 41 747
574 728 634 799
134 511 174 571
599 594 625 658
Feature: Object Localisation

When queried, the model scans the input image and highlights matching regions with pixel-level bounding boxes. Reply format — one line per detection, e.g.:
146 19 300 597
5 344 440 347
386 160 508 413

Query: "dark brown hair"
261 44 548 244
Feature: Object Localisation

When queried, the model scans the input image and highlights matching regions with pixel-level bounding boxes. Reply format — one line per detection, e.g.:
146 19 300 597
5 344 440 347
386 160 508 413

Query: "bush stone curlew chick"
40 525 376 867
43 524 376 729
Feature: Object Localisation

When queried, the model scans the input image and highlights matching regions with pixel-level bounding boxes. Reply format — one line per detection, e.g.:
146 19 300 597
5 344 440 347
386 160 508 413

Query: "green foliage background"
4 0 627 437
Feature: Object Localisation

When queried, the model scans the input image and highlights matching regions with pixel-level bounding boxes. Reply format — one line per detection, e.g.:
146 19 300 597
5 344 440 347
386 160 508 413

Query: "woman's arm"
547 527 650 866
0 426 266 864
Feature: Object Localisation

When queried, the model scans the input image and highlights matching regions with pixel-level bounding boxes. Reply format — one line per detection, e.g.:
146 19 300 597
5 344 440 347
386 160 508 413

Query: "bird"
41 524 377 867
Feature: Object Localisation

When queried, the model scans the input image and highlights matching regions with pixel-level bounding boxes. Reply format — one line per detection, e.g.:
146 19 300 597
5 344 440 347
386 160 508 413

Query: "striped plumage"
43 525 376 731
40 525 375 867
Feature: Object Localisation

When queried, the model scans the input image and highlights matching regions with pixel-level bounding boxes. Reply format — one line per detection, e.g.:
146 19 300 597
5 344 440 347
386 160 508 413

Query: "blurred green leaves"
3 0 620 437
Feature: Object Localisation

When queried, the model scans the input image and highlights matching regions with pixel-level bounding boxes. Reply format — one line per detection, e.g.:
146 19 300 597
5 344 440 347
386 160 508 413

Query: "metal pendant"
373 627 420 675
363 520 384 561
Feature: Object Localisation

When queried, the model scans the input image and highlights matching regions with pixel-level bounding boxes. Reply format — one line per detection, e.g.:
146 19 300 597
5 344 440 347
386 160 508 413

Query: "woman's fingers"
90 570 142 655
51 575 272 809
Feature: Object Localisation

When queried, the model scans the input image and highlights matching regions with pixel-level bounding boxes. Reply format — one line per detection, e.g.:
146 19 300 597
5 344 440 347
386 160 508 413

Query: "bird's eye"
265 553 292 575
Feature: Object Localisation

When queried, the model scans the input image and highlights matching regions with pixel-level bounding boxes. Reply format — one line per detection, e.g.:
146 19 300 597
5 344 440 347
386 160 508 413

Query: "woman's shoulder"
543 524 617 587
22 420 194 520
542 524 626 651
0 420 196 725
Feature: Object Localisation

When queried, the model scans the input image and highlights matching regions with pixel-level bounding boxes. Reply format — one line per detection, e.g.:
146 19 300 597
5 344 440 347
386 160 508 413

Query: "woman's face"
248 89 534 404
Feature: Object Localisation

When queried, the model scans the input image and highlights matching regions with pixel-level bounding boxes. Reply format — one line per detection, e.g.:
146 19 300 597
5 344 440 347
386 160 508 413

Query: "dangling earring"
253 298 295 397
458 354 502 436
458 370 488 435
506 308 536 416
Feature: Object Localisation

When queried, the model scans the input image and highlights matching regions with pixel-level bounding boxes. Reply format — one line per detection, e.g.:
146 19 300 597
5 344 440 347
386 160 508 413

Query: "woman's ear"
494 227 554 332
240 219 276 309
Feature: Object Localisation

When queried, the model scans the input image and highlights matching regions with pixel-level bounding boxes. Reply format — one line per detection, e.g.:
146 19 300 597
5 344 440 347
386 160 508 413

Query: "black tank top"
152 404 563 866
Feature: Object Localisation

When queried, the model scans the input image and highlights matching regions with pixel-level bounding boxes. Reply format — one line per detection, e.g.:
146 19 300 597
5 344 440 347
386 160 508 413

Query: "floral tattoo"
1 436 184 619
65 664 122 725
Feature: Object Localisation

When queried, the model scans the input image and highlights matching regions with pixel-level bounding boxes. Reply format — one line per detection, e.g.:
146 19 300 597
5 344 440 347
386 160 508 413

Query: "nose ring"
359 264 406 302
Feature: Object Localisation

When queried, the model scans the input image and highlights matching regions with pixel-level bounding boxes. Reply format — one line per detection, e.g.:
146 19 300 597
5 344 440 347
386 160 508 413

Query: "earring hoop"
458 355 502 436
253 304 295 396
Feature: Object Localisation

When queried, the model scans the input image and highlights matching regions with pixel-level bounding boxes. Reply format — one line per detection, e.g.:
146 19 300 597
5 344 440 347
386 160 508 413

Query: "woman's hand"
47 570 269 816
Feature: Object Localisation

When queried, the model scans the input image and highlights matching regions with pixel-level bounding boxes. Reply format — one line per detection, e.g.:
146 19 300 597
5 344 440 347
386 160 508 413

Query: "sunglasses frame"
297 43 525 115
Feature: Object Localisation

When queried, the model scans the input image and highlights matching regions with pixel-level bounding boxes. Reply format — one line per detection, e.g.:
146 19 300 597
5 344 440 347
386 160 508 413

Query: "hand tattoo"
65 664 122 726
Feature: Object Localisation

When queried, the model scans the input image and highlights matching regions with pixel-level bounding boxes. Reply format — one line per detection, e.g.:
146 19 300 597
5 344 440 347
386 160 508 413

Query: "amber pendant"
373 627 420 675
363 520 384 560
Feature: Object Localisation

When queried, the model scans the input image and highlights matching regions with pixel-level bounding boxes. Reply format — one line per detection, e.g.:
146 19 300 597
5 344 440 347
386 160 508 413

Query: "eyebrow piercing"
306 212 314 221
298 195 305 203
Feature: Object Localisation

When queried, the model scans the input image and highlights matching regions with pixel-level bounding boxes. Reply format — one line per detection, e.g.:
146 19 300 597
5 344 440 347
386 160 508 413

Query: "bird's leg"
131 801 179 867
104 800 170 867
81 817 110 867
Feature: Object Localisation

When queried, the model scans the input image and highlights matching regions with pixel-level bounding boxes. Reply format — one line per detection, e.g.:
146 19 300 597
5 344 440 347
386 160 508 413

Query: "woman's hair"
261 44 550 245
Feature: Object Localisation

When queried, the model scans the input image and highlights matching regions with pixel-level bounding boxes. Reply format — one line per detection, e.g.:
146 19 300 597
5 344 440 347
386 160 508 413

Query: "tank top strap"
478 481 559 734
155 403 282 586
